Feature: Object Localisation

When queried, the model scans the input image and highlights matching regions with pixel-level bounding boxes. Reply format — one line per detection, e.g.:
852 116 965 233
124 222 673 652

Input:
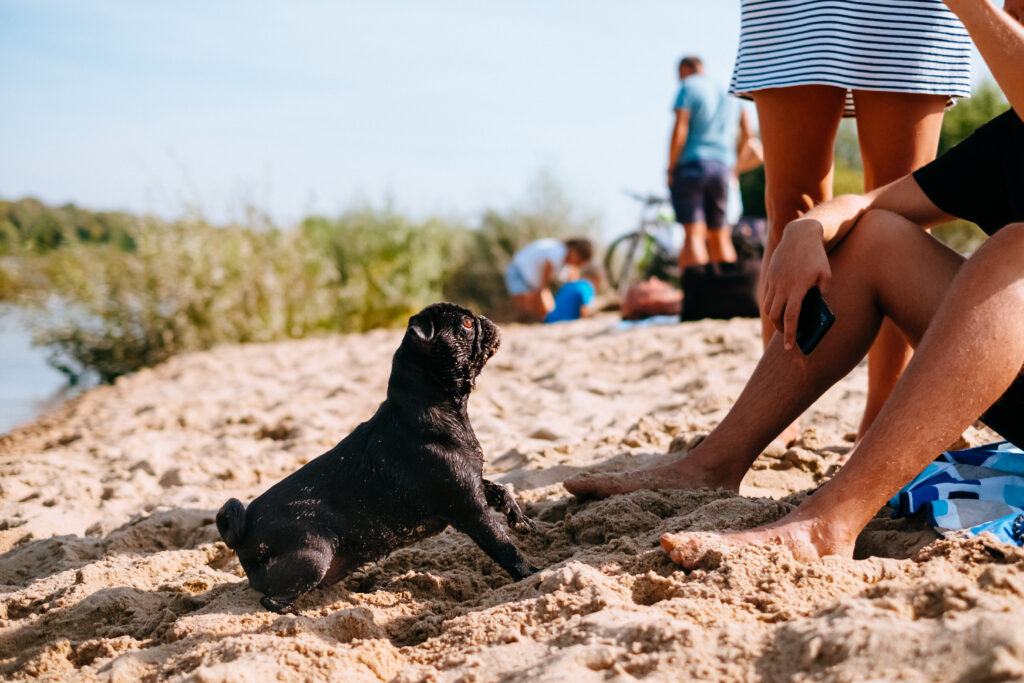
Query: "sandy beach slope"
1 314 1020 682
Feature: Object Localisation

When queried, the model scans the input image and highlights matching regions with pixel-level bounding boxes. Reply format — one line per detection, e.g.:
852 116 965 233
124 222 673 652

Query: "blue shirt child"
545 280 596 323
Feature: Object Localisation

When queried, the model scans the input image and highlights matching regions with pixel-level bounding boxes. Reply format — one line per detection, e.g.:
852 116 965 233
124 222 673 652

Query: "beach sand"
1 314 1020 682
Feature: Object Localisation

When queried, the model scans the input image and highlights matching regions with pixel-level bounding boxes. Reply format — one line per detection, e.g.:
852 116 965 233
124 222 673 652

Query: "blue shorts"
670 159 731 230
504 264 534 295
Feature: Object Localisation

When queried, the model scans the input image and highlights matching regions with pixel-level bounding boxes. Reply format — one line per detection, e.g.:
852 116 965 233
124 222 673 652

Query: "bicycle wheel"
604 232 657 292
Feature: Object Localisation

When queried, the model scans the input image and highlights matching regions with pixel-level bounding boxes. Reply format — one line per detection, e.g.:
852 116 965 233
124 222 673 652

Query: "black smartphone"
795 286 835 355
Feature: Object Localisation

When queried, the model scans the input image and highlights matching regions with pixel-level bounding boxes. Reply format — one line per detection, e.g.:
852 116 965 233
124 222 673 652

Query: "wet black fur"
216 303 538 613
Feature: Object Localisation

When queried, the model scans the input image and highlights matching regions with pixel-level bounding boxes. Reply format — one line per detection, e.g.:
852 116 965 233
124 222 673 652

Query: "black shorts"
670 159 730 230
981 374 1024 450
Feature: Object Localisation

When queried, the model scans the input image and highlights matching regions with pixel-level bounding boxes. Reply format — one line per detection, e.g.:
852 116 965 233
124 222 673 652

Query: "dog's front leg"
451 498 539 581
483 479 536 531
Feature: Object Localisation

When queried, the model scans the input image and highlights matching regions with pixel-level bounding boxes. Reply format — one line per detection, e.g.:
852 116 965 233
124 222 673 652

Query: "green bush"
933 220 987 255
939 81 1008 156
0 198 136 255
6 177 598 381
20 218 340 382
300 206 467 331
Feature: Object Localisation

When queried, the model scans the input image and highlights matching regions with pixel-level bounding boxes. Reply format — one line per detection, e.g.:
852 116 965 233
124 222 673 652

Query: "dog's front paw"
261 596 298 614
511 515 537 532
507 561 540 581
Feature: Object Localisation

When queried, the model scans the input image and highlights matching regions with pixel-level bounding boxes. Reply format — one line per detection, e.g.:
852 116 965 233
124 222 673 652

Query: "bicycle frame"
605 192 682 293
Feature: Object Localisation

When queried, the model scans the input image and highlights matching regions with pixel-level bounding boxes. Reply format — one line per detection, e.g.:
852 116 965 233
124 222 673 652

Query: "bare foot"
835 441 858 467
563 456 740 500
773 420 801 449
659 517 856 569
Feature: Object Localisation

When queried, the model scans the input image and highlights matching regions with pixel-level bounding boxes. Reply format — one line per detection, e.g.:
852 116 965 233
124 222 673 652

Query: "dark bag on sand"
680 260 761 321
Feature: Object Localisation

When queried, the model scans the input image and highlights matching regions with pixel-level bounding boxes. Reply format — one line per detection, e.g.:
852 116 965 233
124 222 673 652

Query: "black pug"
216 302 538 613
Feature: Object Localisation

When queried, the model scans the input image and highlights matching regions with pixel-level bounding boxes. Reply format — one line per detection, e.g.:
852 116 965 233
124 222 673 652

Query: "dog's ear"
408 309 435 343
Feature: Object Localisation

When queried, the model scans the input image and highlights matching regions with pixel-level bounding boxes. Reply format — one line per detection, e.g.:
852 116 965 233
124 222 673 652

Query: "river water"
0 307 73 435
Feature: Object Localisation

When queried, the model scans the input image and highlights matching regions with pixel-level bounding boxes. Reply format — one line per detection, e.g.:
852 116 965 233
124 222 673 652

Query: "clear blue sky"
0 1 991 238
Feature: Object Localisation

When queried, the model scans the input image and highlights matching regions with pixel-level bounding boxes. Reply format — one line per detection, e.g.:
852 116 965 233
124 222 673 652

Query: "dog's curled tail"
216 498 247 549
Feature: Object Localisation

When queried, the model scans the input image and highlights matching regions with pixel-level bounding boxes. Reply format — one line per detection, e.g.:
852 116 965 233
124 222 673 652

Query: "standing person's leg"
662 224 1024 564
565 211 963 499
853 91 948 438
672 161 711 269
679 221 709 269
707 229 737 263
753 85 847 346
704 159 738 263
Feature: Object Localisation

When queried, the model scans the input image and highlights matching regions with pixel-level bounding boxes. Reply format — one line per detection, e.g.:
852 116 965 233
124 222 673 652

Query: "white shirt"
511 239 567 290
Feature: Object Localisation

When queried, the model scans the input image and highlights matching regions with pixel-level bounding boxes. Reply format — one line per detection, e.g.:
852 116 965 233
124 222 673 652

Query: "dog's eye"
462 316 474 330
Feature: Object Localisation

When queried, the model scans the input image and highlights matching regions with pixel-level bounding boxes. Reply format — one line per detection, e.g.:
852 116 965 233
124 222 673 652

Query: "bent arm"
945 0 1024 118
790 175 957 251
736 109 752 161
765 175 956 348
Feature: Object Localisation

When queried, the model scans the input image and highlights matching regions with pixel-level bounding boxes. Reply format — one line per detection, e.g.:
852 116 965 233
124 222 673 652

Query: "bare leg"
565 211 963 499
663 224 1024 565
753 85 847 347
510 290 554 322
854 90 947 438
680 221 709 269
752 86 846 445
707 228 737 263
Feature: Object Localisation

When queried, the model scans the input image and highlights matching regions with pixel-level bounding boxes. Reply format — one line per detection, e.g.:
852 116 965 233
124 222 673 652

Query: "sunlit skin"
571 0 1024 567
566 0 1024 561
750 77 946 445
567 175 1024 564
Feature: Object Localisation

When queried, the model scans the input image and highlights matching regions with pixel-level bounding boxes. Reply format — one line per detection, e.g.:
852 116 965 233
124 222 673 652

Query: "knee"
844 209 921 252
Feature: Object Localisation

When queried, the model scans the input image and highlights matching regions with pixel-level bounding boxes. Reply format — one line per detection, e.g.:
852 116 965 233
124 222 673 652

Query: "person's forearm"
787 174 952 250
947 0 1024 117
787 194 876 251
540 261 555 290
736 110 752 160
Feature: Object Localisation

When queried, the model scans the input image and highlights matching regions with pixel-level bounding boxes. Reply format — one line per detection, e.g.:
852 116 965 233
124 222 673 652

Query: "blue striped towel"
890 442 1024 545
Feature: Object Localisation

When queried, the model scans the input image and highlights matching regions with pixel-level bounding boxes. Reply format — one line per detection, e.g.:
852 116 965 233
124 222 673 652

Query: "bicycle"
604 191 683 293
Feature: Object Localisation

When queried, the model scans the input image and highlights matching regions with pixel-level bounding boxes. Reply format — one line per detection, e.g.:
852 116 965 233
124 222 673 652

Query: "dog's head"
393 302 500 397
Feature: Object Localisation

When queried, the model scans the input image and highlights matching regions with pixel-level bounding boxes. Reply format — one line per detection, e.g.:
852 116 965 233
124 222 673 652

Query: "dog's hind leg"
483 480 536 531
257 540 334 614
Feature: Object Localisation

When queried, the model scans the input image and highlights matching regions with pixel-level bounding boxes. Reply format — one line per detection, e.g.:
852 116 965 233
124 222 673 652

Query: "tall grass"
18 219 339 381
3 179 597 382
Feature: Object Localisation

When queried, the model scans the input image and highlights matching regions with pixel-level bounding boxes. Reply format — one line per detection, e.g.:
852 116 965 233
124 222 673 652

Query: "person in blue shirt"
668 56 752 269
544 265 602 323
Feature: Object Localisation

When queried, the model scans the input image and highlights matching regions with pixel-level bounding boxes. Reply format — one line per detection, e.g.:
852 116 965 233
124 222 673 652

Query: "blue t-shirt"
545 280 595 323
673 73 740 167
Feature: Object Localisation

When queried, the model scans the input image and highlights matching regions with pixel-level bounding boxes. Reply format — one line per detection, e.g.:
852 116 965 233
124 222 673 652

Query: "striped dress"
729 0 973 116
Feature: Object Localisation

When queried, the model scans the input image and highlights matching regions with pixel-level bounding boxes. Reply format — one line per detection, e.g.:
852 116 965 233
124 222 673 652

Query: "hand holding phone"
795 286 835 354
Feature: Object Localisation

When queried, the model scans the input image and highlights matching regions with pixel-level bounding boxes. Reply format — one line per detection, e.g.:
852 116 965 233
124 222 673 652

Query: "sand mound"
0 315 1015 681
